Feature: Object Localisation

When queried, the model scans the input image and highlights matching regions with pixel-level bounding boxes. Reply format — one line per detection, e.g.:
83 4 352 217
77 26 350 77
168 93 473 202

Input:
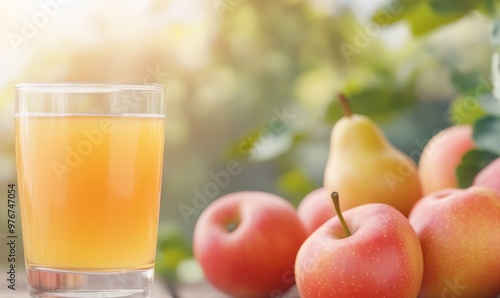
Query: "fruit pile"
192 95 500 298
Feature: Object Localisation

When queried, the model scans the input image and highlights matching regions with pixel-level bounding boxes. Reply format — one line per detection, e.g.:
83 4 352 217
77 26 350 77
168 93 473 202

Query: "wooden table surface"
0 269 300 297
0 269 174 298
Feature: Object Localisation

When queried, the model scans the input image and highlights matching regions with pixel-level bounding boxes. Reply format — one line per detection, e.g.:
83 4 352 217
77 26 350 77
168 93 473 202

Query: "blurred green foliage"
158 0 500 281
220 0 498 206
456 149 498 187
474 116 500 154
458 108 500 187
374 0 500 36
449 96 487 125
155 222 192 281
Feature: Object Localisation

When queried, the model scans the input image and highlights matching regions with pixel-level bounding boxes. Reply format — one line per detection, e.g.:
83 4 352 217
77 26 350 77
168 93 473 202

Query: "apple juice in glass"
15 83 165 298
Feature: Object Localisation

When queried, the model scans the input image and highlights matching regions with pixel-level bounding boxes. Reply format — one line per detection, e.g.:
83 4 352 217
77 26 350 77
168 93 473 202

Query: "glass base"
27 266 154 298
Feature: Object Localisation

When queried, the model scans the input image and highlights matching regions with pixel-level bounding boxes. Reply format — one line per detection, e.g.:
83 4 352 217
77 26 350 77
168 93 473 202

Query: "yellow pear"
323 95 422 216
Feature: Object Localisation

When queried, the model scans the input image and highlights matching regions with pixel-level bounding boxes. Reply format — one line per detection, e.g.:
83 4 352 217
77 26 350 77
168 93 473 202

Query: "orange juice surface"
15 114 165 271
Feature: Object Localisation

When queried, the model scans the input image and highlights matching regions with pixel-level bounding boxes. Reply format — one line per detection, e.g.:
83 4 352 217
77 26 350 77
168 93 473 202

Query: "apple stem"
331 192 352 237
338 93 352 117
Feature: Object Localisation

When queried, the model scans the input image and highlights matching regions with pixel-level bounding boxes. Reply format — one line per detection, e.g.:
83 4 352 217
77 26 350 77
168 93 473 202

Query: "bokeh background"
0 0 498 291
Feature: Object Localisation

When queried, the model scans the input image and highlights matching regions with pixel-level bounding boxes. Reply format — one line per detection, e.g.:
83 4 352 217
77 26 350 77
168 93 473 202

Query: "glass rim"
15 82 165 93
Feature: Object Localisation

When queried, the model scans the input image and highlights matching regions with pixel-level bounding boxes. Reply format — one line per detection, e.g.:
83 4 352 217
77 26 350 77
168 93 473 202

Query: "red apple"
418 125 474 195
295 193 423 298
297 187 335 235
409 187 500 298
473 157 500 196
193 191 307 298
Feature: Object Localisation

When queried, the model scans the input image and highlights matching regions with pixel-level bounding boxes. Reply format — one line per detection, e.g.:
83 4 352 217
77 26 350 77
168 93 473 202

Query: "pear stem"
338 93 352 117
331 192 352 237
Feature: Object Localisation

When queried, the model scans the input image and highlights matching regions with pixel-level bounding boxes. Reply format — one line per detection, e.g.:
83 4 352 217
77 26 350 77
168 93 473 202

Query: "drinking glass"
15 82 165 298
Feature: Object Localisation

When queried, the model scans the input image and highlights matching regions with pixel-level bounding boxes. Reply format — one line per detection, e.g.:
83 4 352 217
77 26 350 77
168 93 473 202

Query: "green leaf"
429 0 477 14
450 71 492 96
157 222 190 251
404 1 468 36
373 0 491 36
456 149 499 188
226 113 299 162
372 0 423 26
155 222 192 281
478 0 500 17
324 85 415 123
156 247 192 280
479 93 500 117
449 96 486 125
276 168 317 206
473 116 500 155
